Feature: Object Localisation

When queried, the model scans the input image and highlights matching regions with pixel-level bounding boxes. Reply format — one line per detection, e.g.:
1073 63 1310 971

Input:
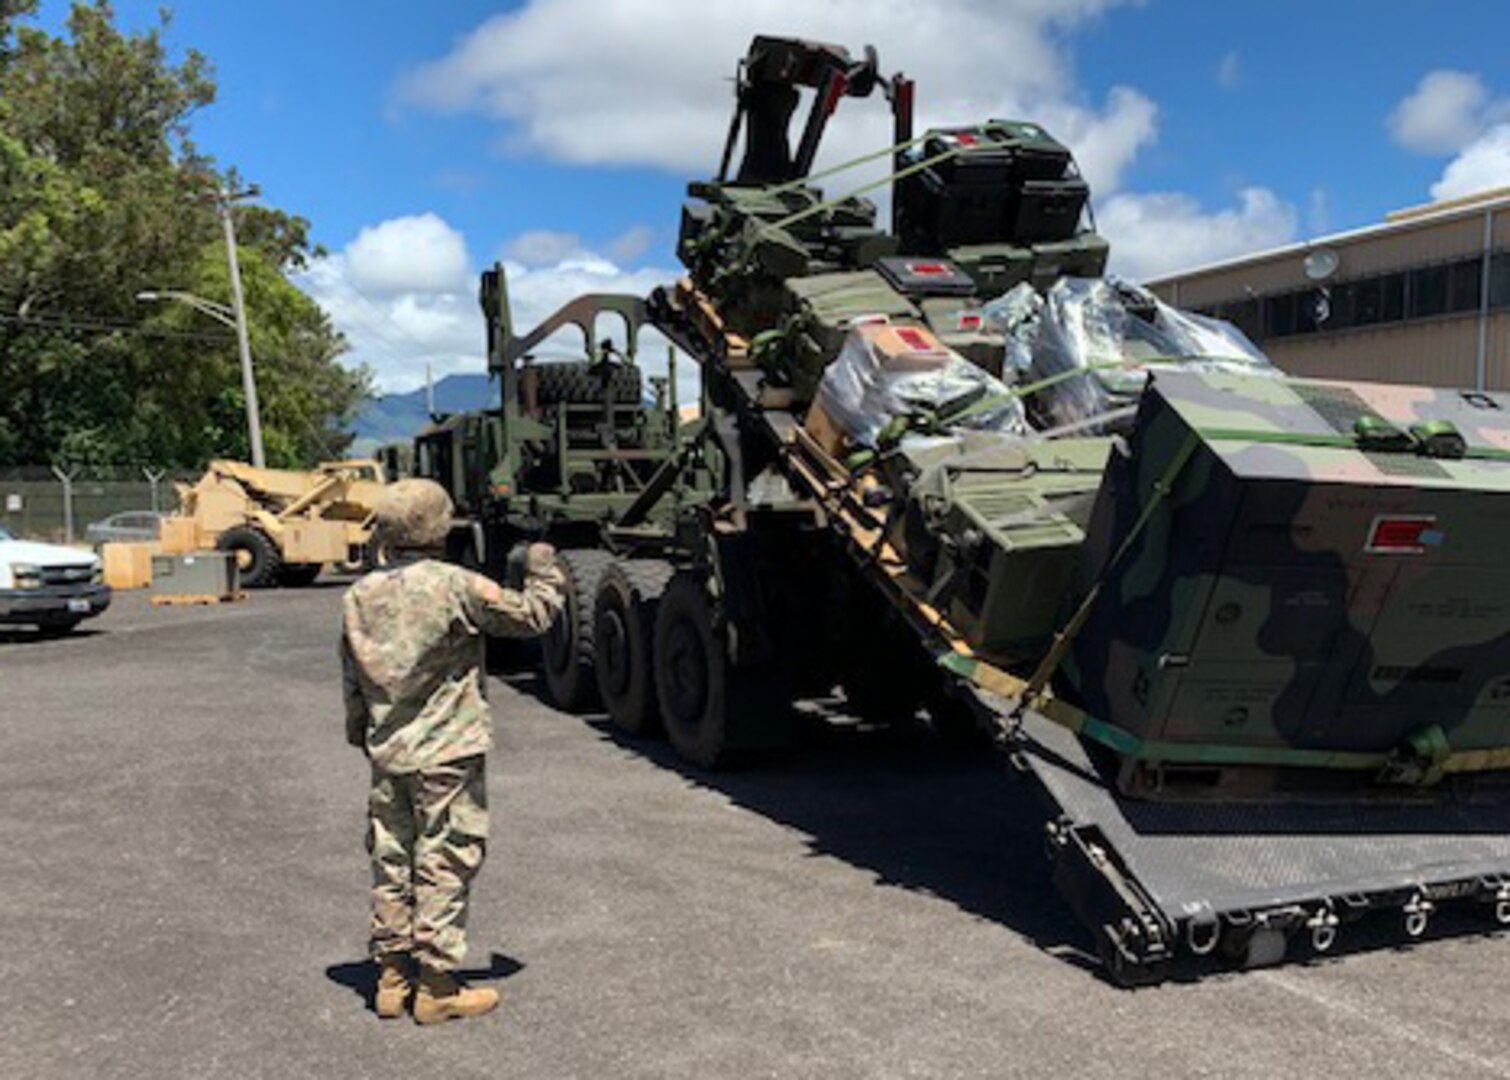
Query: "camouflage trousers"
367 754 488 971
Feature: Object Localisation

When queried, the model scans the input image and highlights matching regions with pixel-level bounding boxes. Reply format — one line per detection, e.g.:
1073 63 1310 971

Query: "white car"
0 524 112 634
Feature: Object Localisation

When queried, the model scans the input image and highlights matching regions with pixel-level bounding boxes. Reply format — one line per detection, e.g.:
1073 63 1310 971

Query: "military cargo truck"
410 270 716 707
441 35 1510 984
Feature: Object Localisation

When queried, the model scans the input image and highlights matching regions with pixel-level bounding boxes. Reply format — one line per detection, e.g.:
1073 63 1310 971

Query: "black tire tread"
542 548 615 711
217 525 282 589
594 559 675 736
528 362 641 406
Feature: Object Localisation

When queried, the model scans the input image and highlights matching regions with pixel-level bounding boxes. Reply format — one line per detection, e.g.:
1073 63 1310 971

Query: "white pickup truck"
0 523 111 633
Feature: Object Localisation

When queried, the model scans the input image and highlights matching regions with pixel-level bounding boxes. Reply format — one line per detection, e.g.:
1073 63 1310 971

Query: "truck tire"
217 525 282 589
280 564 322 587
541 549 614 711
653 573 796 768
653 573 729 766
593 560 675 736
530 362 642 406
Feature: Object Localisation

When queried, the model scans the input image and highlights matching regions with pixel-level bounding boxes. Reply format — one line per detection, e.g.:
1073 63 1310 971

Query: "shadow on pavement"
326 952 526 1012
502 671 1092 963
0 626 106 645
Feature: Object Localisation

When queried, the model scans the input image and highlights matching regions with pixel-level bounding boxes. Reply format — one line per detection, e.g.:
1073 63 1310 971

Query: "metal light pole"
136 184 267 468
215 186 265 468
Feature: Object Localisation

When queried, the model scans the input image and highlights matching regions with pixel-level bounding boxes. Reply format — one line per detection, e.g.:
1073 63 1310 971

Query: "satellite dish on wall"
1303 248 1340 281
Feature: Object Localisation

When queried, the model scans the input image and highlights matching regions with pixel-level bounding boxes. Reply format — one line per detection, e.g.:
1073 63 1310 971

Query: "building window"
1197 247 1509 343
1381 272 1406 321
1408 264 1450 318
1266 292 1297 337
1490 252 1510 308
1448 258 1483 313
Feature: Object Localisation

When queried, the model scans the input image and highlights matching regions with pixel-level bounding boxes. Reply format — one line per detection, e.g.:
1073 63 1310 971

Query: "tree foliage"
0 2 369 468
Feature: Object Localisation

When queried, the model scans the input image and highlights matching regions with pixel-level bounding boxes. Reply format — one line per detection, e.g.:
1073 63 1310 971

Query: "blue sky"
35 1 1510 390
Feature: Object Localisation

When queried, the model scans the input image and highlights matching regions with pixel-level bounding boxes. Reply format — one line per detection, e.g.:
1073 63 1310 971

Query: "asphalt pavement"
3 587 1510 1079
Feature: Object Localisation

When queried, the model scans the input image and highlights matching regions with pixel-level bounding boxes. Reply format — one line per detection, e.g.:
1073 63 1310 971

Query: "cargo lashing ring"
1185 914 1220 956
1493 886 1510 926
1305 904 1340 953
1403 894 1434 939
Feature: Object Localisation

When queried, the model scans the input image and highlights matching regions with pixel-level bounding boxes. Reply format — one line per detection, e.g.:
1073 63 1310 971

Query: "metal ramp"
1016 708 1510 983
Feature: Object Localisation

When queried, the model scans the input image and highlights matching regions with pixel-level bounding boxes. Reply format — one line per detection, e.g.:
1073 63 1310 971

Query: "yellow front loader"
161 460 389 587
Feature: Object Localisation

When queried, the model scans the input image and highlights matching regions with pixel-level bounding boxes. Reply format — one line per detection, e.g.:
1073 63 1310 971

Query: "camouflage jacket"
341 559 564 773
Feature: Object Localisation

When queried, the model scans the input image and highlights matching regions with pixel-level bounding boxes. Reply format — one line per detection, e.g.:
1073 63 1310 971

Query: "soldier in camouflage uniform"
342 479 564 1024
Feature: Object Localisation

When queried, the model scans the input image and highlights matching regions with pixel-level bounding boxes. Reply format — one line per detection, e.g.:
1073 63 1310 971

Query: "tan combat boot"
374 956 412 1019
412 967 500 1025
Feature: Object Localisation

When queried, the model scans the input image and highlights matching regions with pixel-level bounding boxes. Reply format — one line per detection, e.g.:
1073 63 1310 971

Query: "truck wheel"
541 549 614 711
593 560 675 736
217 526 282 589
280 564 322 587
653 573 729 767
361 541 393 574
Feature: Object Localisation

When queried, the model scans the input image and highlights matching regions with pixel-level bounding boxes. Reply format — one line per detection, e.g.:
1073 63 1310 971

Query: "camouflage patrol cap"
374 479 454 550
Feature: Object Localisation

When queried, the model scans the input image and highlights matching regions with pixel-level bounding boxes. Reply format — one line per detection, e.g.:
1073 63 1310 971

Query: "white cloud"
1217 50 1239 91
1389 70 1502 155
298 214 685 394
395 0 1153 200
1431 124 1510 200
607 224 656 264
1388 71 1510 202
504 229 585 266
1099 187 1298 281
343 212 471 297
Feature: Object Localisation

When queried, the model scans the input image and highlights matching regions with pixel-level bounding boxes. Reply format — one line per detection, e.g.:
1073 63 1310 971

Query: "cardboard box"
801 398 849 460
158 516 202 555
101 541 159 590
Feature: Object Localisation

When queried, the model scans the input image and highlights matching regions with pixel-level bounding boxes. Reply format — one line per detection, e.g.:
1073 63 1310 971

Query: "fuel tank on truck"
1060 369 1510 789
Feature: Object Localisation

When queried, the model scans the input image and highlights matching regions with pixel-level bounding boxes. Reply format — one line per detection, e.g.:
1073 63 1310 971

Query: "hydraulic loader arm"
481 263 650 375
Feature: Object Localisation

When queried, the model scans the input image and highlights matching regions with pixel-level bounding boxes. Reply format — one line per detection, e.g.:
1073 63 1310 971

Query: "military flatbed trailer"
445 34 1510 985
637 282 1510 985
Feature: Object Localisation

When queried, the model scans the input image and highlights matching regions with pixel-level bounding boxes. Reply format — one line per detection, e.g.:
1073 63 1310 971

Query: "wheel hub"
599 607 630 697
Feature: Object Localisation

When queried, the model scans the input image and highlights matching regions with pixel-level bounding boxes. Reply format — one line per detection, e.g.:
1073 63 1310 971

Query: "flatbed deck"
654 283 1510 984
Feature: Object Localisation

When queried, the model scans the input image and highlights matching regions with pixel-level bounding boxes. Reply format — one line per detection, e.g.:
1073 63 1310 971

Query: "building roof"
1146 187 1510 287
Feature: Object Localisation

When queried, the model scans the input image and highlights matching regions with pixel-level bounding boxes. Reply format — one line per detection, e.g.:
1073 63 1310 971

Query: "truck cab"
0 524 111 633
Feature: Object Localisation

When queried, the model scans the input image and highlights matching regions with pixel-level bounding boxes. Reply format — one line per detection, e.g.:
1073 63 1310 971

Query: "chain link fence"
0 467 196 544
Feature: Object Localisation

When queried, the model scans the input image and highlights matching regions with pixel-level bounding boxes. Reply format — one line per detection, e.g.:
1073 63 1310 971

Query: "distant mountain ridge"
348 373 494 452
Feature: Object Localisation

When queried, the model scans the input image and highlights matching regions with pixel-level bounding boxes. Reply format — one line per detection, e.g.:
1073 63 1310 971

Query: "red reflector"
1367 515 1436 554
956 313 984 331
906 262 950 276
955 132 979 146
894 327 936 352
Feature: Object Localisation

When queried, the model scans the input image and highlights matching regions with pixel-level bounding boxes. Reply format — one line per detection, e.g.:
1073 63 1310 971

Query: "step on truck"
437 35 1510 985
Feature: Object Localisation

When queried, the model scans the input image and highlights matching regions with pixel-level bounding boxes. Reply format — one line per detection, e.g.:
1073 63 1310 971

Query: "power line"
0 310 232 344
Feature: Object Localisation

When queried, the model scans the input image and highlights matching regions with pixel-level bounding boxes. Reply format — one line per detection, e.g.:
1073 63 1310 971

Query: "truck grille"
41 565 95 586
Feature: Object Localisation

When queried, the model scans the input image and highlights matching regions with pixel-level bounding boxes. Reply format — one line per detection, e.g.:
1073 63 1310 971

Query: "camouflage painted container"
1065 370 1510 758
895 436 1108 658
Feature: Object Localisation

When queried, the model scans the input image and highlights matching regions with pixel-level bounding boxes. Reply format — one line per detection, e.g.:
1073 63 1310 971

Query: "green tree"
0 2 369 469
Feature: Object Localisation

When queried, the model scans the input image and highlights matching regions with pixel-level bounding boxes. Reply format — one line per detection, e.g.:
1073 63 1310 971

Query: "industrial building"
1146 188 1510 391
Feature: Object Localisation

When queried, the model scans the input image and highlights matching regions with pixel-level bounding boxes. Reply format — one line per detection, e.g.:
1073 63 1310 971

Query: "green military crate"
150 552 240 601
767 269 922 401
1065 370 1510 758
893 436 1108 658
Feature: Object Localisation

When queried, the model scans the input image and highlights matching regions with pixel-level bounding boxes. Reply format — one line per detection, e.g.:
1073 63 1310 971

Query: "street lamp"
136 184 266 468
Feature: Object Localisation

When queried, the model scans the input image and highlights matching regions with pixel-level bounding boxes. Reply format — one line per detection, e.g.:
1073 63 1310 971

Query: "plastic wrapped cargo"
985 276 1273 432
812 321 1027 448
